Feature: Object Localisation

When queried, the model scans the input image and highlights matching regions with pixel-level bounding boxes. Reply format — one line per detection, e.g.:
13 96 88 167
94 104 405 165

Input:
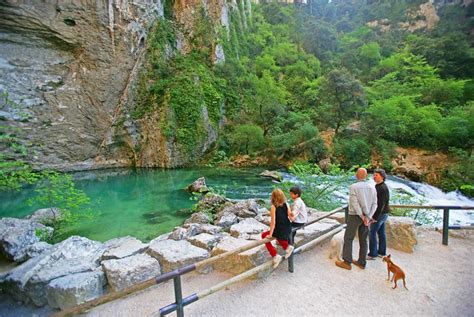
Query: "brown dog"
382 254 408 290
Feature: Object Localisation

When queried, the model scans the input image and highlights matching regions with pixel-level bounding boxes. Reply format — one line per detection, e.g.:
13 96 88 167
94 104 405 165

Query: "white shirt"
348 180 378 219
292 197 308 224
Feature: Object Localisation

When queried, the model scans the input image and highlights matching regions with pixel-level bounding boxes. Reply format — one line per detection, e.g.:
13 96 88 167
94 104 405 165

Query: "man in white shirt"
336 168 377 270
289 186 308 245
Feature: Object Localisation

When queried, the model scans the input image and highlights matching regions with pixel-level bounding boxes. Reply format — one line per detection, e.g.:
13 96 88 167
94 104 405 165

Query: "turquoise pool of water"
0 168 276 242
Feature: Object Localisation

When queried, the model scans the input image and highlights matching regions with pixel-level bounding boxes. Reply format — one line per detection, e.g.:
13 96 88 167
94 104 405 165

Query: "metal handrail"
388 204 474 245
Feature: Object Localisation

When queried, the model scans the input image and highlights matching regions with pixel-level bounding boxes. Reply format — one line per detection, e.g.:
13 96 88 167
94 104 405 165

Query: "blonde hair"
271 188 286 207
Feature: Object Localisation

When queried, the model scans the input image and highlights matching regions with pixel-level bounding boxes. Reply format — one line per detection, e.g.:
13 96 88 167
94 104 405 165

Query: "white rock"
102 236 148 260
101 253 161 292
230 218 268 239
0 236 104 306
215 212 238 228
186 233 222 251
0 217 53 262
211 236 270 277
294 219 340 246
45 269 106 309
147 239 209 273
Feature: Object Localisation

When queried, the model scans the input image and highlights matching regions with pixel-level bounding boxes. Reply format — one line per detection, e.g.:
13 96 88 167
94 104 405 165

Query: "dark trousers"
342 214 368 267
290 222 305 245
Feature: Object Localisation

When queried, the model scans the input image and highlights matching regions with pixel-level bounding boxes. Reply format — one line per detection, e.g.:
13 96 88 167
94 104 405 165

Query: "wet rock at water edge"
186 177 209 194
259 170 282 182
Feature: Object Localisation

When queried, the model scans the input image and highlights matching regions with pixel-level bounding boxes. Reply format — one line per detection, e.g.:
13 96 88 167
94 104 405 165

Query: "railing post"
288 232 294 273
442 208 449 246
173 275 184 317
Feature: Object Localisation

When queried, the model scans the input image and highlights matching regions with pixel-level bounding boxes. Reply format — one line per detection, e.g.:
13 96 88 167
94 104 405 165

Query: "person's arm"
268 205 276 237
291 200 300 219
287 203 295 222
349 185 363 218
368 188 378 219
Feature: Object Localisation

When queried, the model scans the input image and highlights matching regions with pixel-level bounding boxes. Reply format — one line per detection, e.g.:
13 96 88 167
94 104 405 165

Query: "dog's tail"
403 277 408 290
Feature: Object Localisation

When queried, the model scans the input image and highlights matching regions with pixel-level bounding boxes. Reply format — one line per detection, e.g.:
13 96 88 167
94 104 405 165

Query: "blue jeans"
368 213 388 257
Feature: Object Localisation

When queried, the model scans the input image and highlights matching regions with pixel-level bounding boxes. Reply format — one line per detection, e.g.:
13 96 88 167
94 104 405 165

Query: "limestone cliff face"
0 0 163 170
0 0 244 170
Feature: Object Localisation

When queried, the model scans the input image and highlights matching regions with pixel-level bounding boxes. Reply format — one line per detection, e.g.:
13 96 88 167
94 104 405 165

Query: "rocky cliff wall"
0 0 165 170
0 0 248 171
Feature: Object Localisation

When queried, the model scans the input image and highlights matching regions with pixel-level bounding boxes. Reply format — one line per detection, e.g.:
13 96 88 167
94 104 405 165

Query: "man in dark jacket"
368 168 390 259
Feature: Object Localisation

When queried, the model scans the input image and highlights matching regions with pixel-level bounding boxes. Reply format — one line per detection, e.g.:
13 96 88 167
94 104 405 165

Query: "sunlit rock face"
0 0 162 171
0 0 248 170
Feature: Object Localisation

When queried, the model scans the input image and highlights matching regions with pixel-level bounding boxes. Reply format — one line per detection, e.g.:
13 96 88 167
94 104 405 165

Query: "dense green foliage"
28 172 93 242
280 162 354 210
133 0 474 193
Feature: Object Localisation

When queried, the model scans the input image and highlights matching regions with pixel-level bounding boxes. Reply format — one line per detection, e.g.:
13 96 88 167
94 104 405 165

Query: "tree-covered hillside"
135 0 473 194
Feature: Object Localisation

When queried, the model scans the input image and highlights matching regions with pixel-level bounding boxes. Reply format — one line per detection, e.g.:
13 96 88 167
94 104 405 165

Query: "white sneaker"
272 255 283 268
285 245 295 259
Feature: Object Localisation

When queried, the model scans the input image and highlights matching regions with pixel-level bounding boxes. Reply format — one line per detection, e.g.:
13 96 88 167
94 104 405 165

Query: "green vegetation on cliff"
135 0 473 194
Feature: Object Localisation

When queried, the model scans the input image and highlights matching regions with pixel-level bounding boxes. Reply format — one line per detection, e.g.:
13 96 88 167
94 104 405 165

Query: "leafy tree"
28 172 93 241
270 112 325 160
228 124 265 155
245 71 286 136
333 136 371 168
318 69 367 134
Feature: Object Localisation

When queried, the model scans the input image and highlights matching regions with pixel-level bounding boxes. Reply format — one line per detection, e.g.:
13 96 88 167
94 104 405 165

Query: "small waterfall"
280 172 474 226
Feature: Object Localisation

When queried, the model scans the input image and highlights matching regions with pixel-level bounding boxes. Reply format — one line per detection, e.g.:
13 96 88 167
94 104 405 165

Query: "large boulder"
45 269 106 310
0 236 104 306
186 233 224 251
0 217 53 262
102 236 148 260
193 193 230 215
147 239 209 273
255 214 271 226
219 199 260 218
259 170 282 182
26 208 62 225
184 212 210 225
386 217 417 253
186 177 209 193
101 254 161 292
229 218 268 239
169 223 213 241
25 242 53 259
211 236 270 276
215 212 238 228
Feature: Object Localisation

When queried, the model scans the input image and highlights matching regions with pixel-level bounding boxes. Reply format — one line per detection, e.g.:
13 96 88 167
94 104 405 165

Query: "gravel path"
83 229 474 317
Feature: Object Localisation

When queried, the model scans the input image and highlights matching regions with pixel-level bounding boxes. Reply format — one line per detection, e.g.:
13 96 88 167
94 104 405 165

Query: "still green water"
0 168 275 242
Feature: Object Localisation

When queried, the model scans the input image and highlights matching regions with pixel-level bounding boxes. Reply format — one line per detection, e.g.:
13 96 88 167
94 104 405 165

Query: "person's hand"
368 218 377 225
362 216 369 227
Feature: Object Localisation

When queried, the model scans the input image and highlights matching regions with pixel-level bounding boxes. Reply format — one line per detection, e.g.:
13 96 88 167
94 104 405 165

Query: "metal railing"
390 204 474 246
287 205 346 272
